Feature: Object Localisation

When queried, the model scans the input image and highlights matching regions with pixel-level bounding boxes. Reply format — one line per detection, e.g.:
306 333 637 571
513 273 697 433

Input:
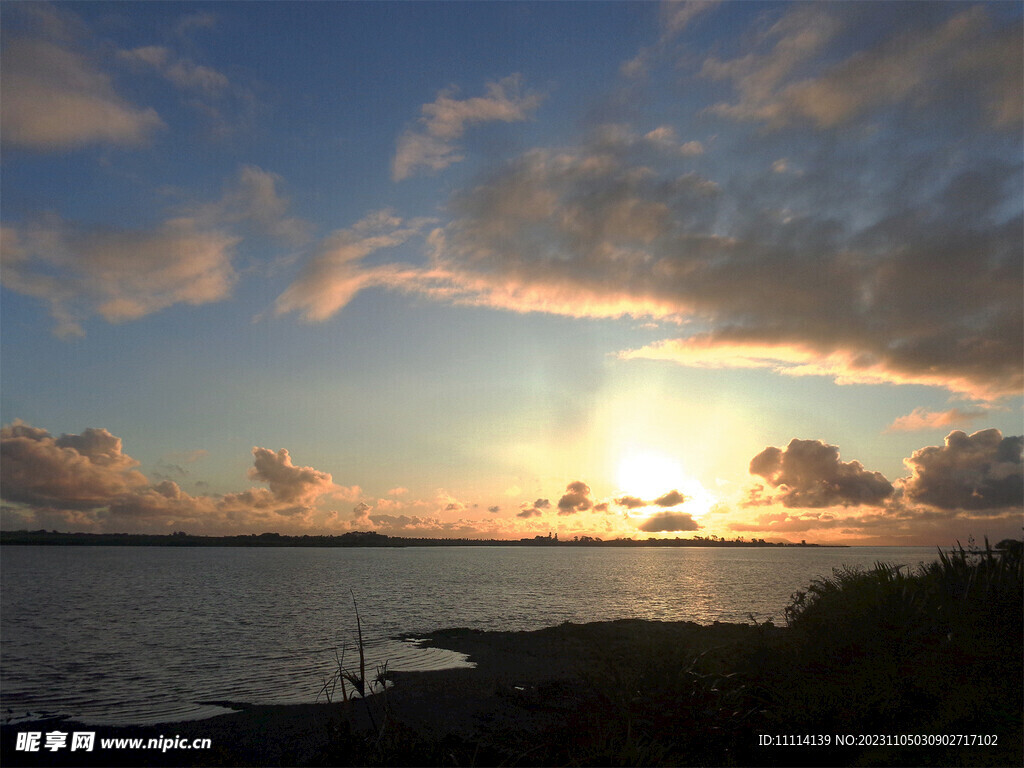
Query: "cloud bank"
0 421 352 532
275 6 1021 402
1 421 148 510
3 418 1020 543
702 5 1020 130
737 429 1022 539
282 117 1021 399
7 5 1018 406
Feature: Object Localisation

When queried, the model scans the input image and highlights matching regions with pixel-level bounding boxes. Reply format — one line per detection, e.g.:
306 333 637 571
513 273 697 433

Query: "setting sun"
1 3 1020 544
617 451 686 500
1 3 1021 761
616 451 718 518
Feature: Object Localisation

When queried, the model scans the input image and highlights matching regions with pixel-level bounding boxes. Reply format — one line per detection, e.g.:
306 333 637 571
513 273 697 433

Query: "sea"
1 545 940 725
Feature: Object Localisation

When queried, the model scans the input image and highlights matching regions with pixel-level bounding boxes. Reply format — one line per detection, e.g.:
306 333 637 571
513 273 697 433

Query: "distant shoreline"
0 529 845 547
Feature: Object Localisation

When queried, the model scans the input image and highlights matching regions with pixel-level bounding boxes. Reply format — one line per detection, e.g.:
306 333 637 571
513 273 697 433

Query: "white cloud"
119 45 229 95
2 164 309 336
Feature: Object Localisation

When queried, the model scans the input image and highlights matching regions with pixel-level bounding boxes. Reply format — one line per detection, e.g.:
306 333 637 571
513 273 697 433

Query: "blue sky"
2 1 1021 544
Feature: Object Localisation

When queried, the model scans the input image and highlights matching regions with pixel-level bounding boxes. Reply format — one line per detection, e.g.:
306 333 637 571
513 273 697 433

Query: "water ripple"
2 545 937 725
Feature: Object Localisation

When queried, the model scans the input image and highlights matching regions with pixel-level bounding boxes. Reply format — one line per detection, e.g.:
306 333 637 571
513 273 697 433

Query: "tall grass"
765 538 1023 764
784 537 1023 645
318 594 392 751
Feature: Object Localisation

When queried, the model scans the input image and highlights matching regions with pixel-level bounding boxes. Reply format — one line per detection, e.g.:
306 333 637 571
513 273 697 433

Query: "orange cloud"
247 447 340 507
0 421 148 509
392 75 542 181
884 407 988 433
352 501 372 526
273 210 432 323
620 337 1022 401
1 217 239 338
436 489 469 513
1 29 163 149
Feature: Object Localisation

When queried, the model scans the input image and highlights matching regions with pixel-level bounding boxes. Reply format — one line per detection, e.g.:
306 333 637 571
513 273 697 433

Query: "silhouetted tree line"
0 529 836 547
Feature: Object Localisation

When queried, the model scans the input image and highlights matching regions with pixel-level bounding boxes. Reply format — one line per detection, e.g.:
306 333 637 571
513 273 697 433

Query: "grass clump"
761 538 1023 765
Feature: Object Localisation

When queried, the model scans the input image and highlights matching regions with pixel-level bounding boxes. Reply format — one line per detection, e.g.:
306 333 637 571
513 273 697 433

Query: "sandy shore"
1 619 771 767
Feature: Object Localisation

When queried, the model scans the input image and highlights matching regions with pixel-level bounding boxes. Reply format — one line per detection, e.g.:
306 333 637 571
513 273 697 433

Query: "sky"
1 1 1022 546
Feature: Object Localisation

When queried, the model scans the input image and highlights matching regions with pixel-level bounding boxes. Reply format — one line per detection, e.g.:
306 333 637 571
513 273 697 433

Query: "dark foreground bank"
3 545 1021 767
2 619 1020 768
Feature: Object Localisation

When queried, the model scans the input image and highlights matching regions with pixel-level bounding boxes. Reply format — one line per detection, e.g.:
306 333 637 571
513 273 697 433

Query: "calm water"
1 545 939 725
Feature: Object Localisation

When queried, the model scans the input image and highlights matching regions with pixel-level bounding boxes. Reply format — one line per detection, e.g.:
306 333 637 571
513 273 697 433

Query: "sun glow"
616 451 686 501
616 451 717 517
